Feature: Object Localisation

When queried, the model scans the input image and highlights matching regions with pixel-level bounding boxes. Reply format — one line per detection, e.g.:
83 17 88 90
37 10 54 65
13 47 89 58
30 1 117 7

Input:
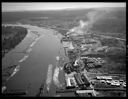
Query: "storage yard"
55 21 126 97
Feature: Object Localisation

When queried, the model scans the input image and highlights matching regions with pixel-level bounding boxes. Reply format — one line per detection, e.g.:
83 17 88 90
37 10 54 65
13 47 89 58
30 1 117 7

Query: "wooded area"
2 26 27 58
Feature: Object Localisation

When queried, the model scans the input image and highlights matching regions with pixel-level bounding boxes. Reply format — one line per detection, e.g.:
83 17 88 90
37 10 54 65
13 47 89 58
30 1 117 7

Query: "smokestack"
79 20 85 28
66 20 90 36
79 20 90 34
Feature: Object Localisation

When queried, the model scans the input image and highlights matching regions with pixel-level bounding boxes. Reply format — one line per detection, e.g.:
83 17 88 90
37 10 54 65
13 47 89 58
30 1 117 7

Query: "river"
2 24 66 96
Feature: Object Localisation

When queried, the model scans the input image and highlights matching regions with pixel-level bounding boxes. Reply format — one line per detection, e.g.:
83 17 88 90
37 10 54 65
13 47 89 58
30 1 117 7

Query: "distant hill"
2 7 126 35
2 8 91 23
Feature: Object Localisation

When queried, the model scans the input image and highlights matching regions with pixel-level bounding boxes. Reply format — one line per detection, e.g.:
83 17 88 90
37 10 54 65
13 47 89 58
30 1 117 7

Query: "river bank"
2 25 28 58
2 23 66 96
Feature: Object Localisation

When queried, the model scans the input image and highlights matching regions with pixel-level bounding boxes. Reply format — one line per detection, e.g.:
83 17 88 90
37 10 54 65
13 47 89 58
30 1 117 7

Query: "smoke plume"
79 9 110 33
67 9 111 35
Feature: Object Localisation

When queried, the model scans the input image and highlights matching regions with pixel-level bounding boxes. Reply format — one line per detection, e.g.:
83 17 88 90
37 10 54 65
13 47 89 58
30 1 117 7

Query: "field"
2 7 126 38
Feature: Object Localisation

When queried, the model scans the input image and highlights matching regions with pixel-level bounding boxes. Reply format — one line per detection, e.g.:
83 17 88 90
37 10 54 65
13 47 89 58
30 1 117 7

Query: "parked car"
111 82 115 86
100 80 106 83
123 82 126 88
106 80 111 84
115 83 120 86
119 80 124 84
110 80 120 86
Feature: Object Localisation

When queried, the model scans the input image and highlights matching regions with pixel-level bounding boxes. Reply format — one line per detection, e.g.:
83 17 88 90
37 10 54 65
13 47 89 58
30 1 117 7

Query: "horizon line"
2 6 126 12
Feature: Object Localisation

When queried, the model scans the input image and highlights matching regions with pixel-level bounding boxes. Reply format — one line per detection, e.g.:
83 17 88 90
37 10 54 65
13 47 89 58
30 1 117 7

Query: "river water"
2 24 66 96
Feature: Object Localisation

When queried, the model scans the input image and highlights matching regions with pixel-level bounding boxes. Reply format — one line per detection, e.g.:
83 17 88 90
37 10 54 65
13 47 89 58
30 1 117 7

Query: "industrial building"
65 77 76 89
75 90 96 97
96 76 112 80
74 73 90 89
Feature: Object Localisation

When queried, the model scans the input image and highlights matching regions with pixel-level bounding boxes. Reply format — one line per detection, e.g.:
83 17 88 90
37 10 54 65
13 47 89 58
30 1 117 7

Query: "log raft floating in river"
53 56 63 88
46 64 53 92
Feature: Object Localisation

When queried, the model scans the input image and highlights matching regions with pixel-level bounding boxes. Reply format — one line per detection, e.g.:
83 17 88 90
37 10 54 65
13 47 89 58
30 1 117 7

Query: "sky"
2 2 126 12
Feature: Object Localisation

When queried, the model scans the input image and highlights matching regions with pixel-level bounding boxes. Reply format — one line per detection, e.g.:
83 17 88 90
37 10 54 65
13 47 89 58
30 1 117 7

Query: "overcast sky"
2 2 126 12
